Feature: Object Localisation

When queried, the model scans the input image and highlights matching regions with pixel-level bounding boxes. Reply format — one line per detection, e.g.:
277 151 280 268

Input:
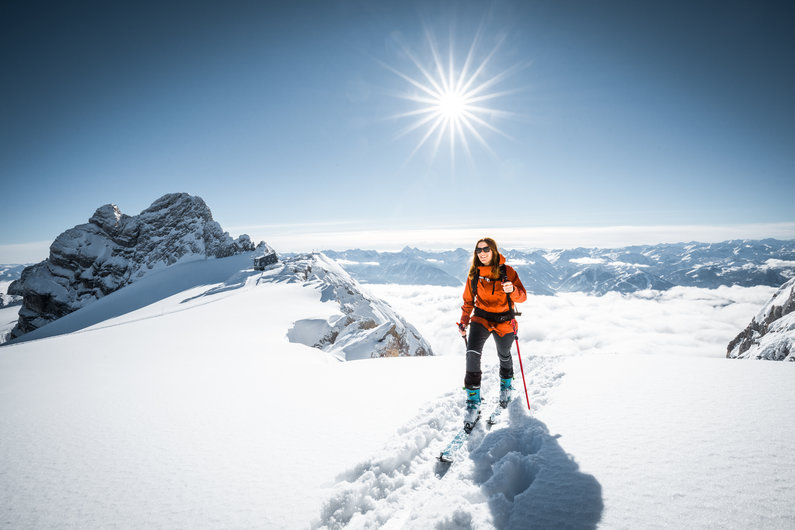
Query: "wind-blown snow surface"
2 258 794 528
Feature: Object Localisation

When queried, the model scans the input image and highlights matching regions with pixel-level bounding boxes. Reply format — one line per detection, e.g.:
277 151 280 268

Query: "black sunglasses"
475 246 491 254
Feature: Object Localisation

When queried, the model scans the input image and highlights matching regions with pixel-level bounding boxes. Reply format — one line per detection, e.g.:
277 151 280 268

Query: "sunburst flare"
385 26 523 166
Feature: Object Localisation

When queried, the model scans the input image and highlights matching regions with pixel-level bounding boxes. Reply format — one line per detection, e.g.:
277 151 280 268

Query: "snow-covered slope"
0 256 451 529
315 353 794 529
2 261 794 528
728 277 795 360
538 353 795 529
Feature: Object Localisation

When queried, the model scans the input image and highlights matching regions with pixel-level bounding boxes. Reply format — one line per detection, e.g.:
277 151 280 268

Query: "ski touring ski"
438 401 511 464
437 413 479 463
487 402 507 427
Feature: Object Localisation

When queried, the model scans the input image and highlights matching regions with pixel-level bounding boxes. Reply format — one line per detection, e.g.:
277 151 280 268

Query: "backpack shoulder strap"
470 273 479 302
500 264 517 315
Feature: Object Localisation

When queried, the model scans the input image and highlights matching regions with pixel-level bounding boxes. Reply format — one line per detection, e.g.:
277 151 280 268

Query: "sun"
384 26 523 166
437 90 467 119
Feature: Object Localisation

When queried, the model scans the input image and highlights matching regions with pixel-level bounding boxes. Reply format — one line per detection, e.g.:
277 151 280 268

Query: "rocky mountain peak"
89 204 126 232
8 193 256 340
139 193 212 222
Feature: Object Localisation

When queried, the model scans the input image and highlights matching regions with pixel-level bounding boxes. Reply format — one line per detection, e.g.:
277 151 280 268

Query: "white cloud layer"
364 284 777 361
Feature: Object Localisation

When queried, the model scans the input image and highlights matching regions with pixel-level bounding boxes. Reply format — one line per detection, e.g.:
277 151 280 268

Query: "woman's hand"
457 322 467 336
502 281 515 294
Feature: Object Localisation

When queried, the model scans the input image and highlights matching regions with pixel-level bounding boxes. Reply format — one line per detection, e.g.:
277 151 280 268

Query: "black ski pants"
464 321 514 389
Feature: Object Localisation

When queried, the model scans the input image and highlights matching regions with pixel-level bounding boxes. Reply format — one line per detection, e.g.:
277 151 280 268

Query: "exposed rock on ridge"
8 193 255 339
280 253 432 360
727 277 795 361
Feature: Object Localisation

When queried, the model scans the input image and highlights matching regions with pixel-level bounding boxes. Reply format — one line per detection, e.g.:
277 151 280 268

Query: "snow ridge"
276 253 432 360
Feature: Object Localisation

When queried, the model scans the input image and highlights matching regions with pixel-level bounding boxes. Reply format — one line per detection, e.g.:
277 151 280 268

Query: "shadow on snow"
470 411 603 529
315 392 603 529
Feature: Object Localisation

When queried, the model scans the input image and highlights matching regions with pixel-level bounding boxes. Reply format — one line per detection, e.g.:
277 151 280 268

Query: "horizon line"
244 222 795 254
2 222 794 264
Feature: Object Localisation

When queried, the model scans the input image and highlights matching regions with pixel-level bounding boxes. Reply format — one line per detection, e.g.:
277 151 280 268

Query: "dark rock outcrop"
8 193 255 339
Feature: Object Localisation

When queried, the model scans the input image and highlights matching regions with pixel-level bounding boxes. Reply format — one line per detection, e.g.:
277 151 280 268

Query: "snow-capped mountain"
7 193 255 340
324 247 464 286
727 277 795 361
323 239 795 295
556 262 674 293
0 264 27 283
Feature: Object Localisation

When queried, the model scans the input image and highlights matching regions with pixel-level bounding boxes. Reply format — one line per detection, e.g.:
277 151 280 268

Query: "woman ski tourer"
457 237 527 430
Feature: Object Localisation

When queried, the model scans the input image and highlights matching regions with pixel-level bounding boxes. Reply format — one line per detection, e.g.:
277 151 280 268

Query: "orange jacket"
460 255 527 336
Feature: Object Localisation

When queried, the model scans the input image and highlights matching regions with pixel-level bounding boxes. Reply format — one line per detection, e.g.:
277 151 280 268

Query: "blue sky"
1 0 794 262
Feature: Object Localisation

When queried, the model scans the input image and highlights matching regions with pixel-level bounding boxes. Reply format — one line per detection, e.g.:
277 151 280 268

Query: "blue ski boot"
464 388 481 432
499 378 513 408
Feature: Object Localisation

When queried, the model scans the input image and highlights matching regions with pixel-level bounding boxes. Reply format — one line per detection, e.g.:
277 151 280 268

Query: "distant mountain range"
320 239 795 295
0 265 27 307
0 265 28 282
4 240 794 306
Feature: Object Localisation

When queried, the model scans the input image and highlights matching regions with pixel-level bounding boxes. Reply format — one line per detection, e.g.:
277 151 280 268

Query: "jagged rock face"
727 277 795 361
282 253 432 360
8 193 255 339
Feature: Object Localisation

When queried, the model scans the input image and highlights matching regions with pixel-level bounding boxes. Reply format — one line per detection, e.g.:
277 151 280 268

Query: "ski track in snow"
315 355 602 529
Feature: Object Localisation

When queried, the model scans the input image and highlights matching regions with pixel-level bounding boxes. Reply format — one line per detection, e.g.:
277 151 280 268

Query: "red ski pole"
512 319 531 411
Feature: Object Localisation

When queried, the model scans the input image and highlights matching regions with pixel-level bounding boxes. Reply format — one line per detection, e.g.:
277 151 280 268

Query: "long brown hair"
468 237 501 279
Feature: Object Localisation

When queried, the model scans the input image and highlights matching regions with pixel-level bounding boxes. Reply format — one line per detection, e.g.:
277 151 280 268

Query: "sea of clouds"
363 284 776 360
